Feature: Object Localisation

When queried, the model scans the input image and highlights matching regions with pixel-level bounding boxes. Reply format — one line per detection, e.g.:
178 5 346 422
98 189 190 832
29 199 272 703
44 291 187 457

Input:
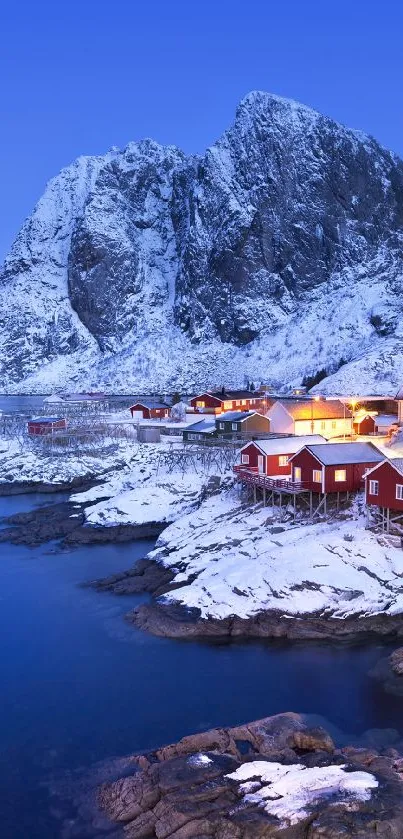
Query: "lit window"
369 480 379 496
321 421 326 430
232 423 238 431
396 484 403 500
224 401 232 410
196 401 205 408
241 454 249 464
241 399 247 405
331 420 337 429
313 469 322 483
335 469 347 482
279 455 288 467
293 466 302 482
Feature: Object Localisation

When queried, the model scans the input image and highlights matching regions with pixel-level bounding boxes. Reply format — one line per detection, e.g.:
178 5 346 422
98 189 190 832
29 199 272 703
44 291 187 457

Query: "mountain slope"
1 91 403 394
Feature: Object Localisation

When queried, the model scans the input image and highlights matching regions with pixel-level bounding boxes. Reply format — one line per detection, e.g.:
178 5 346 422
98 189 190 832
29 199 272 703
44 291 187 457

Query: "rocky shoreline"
97 712 403 838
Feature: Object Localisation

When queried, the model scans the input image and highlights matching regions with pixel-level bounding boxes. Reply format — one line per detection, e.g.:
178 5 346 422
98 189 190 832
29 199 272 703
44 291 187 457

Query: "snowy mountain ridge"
1 91 403 394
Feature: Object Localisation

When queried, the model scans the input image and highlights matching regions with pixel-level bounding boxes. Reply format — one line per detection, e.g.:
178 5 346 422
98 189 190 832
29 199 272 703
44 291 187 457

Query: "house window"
196 401 205 408
293 466 302 482
224 401 232 410
369 480 379 496
335 469 347 482
313 469 322 483
320 421 326 430
396 484 403 501
241 400 247 405
219 422 224 430
232 423 238 431
279 455 288 467
188 433 196 440
331 420 337 430
241 454 249 464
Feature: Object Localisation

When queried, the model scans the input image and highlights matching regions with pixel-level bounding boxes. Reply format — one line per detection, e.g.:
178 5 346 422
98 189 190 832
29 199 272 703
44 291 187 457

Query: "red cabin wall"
240 442 262 470
190 394 222 410
354 416 375 435
265 454 292 477
365 461 403 511
28 419 66 436
291 449 324 490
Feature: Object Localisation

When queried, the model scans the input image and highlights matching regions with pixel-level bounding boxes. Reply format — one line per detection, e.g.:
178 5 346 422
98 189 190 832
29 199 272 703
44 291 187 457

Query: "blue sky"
1 0 402 260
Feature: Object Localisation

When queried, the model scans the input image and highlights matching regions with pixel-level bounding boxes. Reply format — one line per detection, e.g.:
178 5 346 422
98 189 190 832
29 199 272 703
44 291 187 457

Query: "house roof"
130 401 168 410
218 410 264 422
375 414 398 426
186 419 216 433
395 387 403 399
291 442 384 466
354 413 376 425
241 434 327 456
209 389 264 400
29 417 64 423
275 399 352 420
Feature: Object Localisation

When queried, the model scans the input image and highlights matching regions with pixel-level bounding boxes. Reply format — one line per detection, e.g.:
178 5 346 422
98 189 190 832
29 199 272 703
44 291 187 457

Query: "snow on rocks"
146 489 403 623
226 761 378 827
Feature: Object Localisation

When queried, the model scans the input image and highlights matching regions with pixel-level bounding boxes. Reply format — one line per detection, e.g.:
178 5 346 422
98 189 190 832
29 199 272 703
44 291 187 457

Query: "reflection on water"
0 492 401 838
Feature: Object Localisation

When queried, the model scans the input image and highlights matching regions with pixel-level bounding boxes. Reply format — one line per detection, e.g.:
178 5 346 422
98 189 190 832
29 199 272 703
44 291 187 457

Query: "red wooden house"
365 458 403 513
289 442 384 493
129 401 170 420
190 389 269 415
28 417 67 435
237 435 326 477
353 413 376 435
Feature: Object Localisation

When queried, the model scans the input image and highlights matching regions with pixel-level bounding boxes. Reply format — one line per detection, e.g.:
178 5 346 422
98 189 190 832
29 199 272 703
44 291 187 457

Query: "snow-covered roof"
130 401 168 410
218 410 262 422
395 387 403 400
29 416 64 423
365 457 403 479
375 414 398 426
186 420 216 433
295 442 384 466
278 399 351 420
241 434 327 455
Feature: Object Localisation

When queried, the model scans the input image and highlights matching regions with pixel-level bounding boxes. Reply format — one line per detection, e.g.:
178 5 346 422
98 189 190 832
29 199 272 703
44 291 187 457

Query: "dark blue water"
0 493 402 838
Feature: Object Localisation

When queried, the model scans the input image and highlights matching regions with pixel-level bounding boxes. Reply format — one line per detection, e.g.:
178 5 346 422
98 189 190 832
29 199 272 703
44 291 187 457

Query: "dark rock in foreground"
369 646 403 697
98 712 403 838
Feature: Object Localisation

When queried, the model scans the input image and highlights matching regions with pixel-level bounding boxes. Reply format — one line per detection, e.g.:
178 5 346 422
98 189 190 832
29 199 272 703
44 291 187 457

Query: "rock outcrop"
98 713 403 838
1 92 403 393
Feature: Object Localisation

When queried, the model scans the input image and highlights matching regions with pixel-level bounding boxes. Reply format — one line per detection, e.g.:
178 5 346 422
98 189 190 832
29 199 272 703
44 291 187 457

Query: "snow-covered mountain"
1 91 403 394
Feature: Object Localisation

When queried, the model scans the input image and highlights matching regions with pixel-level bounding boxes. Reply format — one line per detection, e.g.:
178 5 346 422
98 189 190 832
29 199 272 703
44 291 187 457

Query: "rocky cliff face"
1 92 403 393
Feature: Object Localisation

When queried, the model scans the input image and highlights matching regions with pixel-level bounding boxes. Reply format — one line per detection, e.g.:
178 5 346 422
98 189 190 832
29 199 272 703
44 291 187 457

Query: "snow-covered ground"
226 761 378 827
0 437 141 488
145 489 403 622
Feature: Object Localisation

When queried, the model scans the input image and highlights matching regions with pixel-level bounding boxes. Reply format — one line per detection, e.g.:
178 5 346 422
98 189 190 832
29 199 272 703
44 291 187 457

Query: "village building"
396 387 403 423
215 411 270 438
129 401 170 420
27 417 67 436
189 389 269 415
183 419 217 442
237 434 327 477
353 412 377 435
289 442 384 494
365 458 403 531
268 398 352 439
375 414 399 435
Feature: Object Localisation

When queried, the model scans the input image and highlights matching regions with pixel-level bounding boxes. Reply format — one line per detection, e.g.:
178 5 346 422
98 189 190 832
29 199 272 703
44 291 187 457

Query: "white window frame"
334 469 347 482
396 484 403 501
313 469 322 483
278 455 288 467
219 422 224 430
369 480 379 496
241 454 249 464
232 422 238 431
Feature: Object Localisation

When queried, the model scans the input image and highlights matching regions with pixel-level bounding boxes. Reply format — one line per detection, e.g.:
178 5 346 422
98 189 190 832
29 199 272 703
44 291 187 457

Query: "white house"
268 399 353 439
